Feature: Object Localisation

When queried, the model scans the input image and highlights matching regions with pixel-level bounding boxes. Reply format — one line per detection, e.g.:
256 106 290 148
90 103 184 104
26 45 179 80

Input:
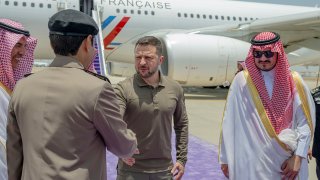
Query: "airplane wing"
189 9 320 53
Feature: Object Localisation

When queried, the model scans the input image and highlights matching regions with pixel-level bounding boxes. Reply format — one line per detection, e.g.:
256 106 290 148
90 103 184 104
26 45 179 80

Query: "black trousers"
317 159 320 180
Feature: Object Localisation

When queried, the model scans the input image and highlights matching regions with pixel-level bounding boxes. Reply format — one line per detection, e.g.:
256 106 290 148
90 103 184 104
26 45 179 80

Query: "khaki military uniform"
7 55 137 180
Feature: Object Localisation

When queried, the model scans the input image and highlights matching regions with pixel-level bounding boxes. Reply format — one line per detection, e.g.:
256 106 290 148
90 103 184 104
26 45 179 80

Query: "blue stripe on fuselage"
101 16 116 30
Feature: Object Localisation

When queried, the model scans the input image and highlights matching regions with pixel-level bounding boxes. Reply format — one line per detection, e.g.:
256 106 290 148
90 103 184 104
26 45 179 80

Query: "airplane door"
217 38 232 85
218 37 250 86
79 0 93 14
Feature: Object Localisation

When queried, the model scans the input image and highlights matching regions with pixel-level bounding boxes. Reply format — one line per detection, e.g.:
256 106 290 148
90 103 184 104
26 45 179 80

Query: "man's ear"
84 35 93 52
159 55 165 64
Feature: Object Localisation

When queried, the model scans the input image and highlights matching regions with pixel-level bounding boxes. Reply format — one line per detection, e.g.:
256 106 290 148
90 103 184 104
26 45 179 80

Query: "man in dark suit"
312 86 320 179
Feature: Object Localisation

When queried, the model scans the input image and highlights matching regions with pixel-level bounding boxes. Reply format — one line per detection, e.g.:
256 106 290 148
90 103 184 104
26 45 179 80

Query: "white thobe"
261 69 275 99
0 86 9 180
219 71 315 180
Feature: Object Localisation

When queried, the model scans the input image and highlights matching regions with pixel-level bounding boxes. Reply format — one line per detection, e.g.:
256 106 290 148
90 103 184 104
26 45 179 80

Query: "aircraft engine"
159 33 250 86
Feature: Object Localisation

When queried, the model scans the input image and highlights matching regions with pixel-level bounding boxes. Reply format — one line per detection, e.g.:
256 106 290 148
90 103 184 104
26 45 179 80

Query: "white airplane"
1 0 320 87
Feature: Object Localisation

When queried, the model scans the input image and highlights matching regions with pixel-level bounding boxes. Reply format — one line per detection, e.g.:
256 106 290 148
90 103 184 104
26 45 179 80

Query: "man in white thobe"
219 32 315 180
0 19 37 179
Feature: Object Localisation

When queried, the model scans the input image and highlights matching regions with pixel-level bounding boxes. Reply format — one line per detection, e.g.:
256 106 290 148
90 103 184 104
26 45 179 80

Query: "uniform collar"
49 55 84 69
135 71 165 87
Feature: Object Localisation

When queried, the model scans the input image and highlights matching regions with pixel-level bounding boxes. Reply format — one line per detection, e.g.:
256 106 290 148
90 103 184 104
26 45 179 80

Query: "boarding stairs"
80 0 107 76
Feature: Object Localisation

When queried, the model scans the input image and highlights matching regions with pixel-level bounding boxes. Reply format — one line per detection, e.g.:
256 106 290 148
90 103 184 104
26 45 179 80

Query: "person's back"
6 9 137 180
10 60 109 179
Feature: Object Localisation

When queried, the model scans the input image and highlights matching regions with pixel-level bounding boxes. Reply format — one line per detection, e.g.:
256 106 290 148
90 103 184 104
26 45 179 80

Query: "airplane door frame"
80 0 93 15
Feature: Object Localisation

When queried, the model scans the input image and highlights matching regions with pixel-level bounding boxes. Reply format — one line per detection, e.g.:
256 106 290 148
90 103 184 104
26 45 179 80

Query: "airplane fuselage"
1 0 317 59
0 0 318 86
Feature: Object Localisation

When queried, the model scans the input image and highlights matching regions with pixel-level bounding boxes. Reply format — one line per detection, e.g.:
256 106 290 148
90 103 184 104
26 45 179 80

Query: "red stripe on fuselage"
103 17 130 49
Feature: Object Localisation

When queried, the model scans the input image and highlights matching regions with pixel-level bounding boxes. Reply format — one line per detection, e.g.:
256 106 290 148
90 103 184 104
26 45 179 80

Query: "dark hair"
135 36 162 56
49 34 87 56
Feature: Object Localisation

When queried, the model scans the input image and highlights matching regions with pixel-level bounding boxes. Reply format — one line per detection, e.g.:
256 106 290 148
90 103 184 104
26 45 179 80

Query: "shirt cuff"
176 159 187 167
295 140 309 158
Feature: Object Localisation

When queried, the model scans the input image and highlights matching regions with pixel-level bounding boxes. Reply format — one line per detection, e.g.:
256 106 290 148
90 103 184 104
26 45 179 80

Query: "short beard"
136 68 158 78
255 59 277 72
256 64 276 71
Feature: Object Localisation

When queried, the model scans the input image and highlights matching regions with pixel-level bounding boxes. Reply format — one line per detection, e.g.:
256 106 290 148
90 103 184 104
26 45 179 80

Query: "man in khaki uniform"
6 9 137 180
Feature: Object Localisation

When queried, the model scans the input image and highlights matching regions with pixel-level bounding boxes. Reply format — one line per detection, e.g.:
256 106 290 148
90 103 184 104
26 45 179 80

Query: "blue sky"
238 0 319 7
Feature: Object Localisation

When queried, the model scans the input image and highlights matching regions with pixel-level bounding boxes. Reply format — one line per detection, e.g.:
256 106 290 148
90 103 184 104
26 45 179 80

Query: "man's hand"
221 164 229 178
171 162 184 180
281 155 302 180
307 148 312 162
121 149 139 166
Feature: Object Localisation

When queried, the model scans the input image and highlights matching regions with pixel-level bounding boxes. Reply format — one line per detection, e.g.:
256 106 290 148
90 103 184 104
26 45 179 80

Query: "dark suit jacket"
312 87 320 160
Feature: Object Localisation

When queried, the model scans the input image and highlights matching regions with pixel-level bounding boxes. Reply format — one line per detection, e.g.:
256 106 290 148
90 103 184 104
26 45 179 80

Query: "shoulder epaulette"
24 73 33 77
83 69 111 83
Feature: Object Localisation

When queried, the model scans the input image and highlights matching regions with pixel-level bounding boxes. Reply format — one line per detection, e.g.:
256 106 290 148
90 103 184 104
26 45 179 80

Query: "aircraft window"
209 15 212 19
137 10 141 15
145 11 148 15
227 16 230 21
250 17 254 20
177 13 181 17
5 1 9 5
190 14 194 18
131 10 134 14
123 9 127 13
14 1 18 6
221 16 224 20
233 16 236 21
197 14 200 19
215 15 218 20
47 4 51 8
244 17 248 21
39 3 43 8
151 11 155 15
203 15 206 19
184 13 188 18
31 2 35 7
116 9 120 13
239 17 242 21
23 2 26 6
